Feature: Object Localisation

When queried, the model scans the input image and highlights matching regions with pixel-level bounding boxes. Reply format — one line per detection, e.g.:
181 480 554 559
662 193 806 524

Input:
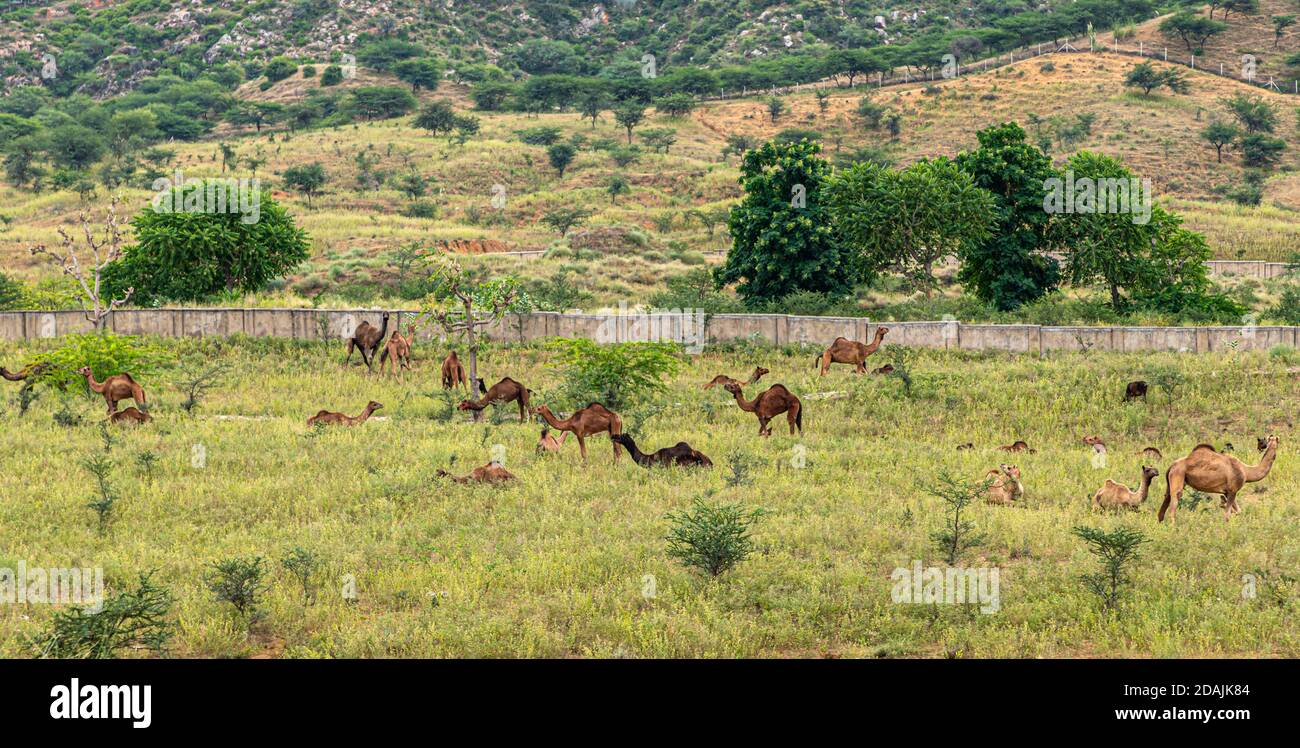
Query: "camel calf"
981 464 1023 506
536 427 569 454
436 462 517 484
1092 466 1157 511
307 401 383 427
703 367 769 390
109 407 152 425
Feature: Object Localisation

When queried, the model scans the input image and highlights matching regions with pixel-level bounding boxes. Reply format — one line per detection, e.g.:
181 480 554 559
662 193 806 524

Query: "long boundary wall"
0 308 1290 354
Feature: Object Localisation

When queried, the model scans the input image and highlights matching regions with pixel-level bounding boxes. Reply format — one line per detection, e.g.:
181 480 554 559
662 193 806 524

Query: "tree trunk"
465 299 483 422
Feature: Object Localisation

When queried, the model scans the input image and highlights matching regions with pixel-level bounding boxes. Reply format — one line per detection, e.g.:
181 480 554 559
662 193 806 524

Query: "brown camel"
458 377 531 422
77 367 147 415
998 440 1037 454
1092 466 1158 512
816 327 888 376
1159 436 1279 523
109 407 152 426
981 464 1024 506
536 427 569 454
871 364 895 375
1123 380 1148 402
955 442 974 450
722 382 802 437
611 433 713 468
345 312 390 371
534 403 623 461
379 324 415 377
1257 437 1269 452
1 362 48 382
436 462 517 484
307 400 383 427
703 367 769 390
441 351 468 390
1136 446 1163 461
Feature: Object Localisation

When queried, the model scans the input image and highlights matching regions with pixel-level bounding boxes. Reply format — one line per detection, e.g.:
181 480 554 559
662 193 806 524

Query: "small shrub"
204 556 270 624
926 472 988 565
665 497 764 577
34 572 174 658
1072 525 1148 612
83 454 119 536
281 546 322 605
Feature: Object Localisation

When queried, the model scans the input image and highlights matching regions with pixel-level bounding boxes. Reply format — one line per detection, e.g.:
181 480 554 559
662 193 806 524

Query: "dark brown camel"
703 367 769 390
307 400 383 427
722 382 802 437
345 312 390 372
441 351 468 390
611 433 712 468
436 463 517 484
457 377 531 422
871 364 894 375
1 362 48 382
1123 380 1148 402
998 440 1037 454
817 327 888 376
77 367 147 415
534 403 623 461
109 407 152 425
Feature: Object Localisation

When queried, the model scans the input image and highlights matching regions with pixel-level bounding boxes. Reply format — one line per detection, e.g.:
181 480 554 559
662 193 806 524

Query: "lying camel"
998 440 1037 454
307 400 383 427
77 367 147 415
611 433 712 468
981 464 1023 506
379 324 415 377
955 442 974 451
458 377 531 422
534 403 623 461
816 327 888 376
536 427 569 454
723 382 802 437
109 407 152 426
1160 436 1279 523
1123 380 1148 402
436 462 517 484
441 351 468 390
871 364 894 375
1091 466 1158 512
703 367 769 390
1136 446 1163 461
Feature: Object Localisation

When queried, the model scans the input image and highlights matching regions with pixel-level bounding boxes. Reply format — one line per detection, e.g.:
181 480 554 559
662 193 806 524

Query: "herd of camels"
1 318 1281 523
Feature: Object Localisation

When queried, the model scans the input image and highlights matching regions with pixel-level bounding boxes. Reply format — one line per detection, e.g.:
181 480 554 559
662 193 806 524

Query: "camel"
610 433 713 468
307 400 383 427
109 407 152 426
441 351 468 390
1123 380 1148 402
77 367 147 415
436 462 517 484
345 312 390 372
534 403 623 461
1 362 47 382
722 382 802 437
379 324 415 377
1136 447 1163 461
536 427 569 454
955 442 974 451
1092 466 1158 512
871 364 894 375
1258 437 1269 452
816 327 888 376
1083 435 1107 458
1159 436 1279 523
458 377 531 422
998 440 1037 454
703 367 768 390
981 464 1024 506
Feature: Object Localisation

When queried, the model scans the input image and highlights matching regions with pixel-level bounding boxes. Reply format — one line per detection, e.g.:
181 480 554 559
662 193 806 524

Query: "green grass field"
1 336 1298 657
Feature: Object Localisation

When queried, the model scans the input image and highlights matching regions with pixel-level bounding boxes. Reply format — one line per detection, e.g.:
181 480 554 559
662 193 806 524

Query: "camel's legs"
758 416 771 437
1223 490 1240 519
576 433 588 462
787 405 800 435
1159 471 1183 523
345 339 356 366
819 352 831 377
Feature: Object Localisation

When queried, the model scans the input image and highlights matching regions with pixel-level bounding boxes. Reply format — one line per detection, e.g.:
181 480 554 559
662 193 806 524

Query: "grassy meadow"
1 335 1298 657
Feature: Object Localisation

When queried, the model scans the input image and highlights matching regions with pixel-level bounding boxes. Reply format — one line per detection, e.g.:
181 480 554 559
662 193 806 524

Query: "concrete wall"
1205 261 1289 279
0 308 1293 354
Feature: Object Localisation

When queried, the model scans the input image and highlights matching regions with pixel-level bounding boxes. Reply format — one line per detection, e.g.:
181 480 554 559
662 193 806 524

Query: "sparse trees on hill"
1159 12 1228 55
1123 62 1188 96
282 163 328 207
547 142 577 178
614 103 645 144
1273 15 1296 48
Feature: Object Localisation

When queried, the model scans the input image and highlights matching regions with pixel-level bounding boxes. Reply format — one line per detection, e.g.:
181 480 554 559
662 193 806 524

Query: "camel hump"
1192 444 1218 453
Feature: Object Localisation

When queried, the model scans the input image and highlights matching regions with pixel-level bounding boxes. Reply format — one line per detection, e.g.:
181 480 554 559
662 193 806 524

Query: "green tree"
1237 133 1286 168
282 162 328 206
263 56 298 83
1159 12 1228 54
347 86 417 120
714 140 857 306
1273 15 1296 48
828 157 994 298
547 142 577 178
413 99 457 136
1123 62 1189 95
654 93 696 118
607 174 630 204
954 123 1061 310
1201 120 1239 162
614 103 645 144
393 57 444 92
1223 93 1278 133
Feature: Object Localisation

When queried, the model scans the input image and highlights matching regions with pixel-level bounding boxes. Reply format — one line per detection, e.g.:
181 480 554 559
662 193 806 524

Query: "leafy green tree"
639 127 677 154
46 125 105 170
547 142 577 178
282 162 328 206
614 103 645 144
1223 93 1278 133
413 100 457 136
263 56 298 83
347 86 417 120
1123 62 1188 95
227 101 285 133
715 140 857 306
954 123 1061 310
1273 15 1296 48
3 134 47 189
1201 120 1239 162
546 338 683 410
1159 12 1228 54
1237 133 1286 168
577 84 610 127
541 206 592 236
607 174 630 204
828 157 994 298
471 80 517 111
320 65 344 86
654 93 696 118
102 185 310 304
393 58 444 92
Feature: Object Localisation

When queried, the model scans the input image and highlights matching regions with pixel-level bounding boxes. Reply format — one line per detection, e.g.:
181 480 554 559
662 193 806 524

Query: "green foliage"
665 497 764 577
33 333 171 392
546 337 683 410
82 454 120 536
1072 525 1148 612
281 546 322 605
35 572 173 659
927 472 988 565
0 271 25 310
282 162 328 206
1123 62 1188 96
204 555 269 623
715 139 857 306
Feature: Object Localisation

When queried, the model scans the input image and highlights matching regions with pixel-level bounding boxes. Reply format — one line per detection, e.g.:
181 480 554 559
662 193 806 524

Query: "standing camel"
816 327 888 376
1160 436 1279 523
345 312 390 372
457 377 532 422
379 324 415 377
307 401 383 427
533 403 623 462
722 382 802 436
441 351 468 390
1091 466 1158 512
77 367 147 415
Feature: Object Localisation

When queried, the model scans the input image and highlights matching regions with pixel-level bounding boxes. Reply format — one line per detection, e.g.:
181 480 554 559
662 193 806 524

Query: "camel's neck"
0 367 21 381
83 372 105 392
356 406 376 423
730 392 757 412
538 408 570 430
620 436 648 462
378 318 389 338
1244 446 1277 482
1137 473 1154 502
